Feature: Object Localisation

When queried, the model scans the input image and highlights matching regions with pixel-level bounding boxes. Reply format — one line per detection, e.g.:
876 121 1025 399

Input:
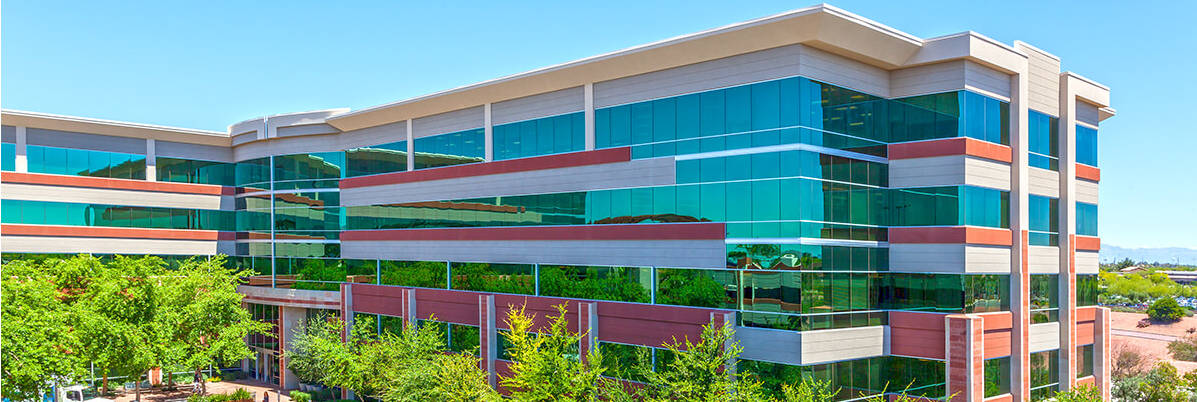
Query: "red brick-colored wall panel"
888 226 1013 246
1077 321 1095 346
1 171 237 195
340 147 632 188
984 328 1012 359
1075 235 1101 251
0 223 230 241
890 312 947 360
1076 306 1097 322
1076 164 1101 182
888 137 1013 163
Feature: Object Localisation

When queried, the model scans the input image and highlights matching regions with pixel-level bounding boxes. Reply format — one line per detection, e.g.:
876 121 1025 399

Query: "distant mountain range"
1100 244 1197 265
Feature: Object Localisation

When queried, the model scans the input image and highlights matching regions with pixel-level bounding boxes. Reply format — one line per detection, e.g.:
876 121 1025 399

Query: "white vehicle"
56 385 112 402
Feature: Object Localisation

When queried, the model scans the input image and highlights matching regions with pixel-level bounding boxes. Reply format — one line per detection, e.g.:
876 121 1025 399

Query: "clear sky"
3 1 1194 248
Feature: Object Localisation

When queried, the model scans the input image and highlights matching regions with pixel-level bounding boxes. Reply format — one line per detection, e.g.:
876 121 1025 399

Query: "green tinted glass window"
1077 125 1098 167
347 140 407 177
414 129 484 170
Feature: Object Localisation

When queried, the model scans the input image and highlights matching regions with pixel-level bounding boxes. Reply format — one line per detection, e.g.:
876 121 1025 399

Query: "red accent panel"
346 283 725 353
1076 306 1097 322
888 137 1013 163
889 311 946 360
1077 321 1095 346
888 226 1013 246
1076 164 1101 182
1 171 236 195
341 223 726 242
597 303 716 350
1077 376 1095 386
979 312 1013 359
339 147 632 189
1 224 232 241
1076 235 1101 251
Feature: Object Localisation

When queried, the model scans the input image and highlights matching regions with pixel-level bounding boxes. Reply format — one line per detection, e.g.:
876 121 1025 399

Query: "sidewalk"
111 379 292 402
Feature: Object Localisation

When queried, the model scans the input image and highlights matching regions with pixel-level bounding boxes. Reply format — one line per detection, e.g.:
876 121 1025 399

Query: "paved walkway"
111 379 292 402
1112 328 1180 342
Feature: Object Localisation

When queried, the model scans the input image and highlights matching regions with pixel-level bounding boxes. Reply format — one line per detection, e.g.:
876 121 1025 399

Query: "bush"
1148 297 1186 322
1052 384 1102 402
229 388 253 401
289 391 311 402
1168 335 1197 361
220 372 238 381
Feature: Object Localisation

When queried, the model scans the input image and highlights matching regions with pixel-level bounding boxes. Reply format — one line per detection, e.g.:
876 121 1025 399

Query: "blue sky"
3 1 1194 248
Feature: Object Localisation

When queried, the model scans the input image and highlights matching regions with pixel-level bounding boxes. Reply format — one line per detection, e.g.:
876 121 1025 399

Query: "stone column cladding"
1094 307 1112 399
1058 73 1080 390
479 294 497 388
584 83 595 151
403 288 417 328
578 302 598 364
14 126 27 172
338 283 353 400
1009 65 1033 401
945 315 984 401
484 103 494 162
405 119 415 171
145 139 157 182
280 306 307 390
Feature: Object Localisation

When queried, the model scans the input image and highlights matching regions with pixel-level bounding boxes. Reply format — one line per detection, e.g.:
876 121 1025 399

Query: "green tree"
0 259 90 401
500 304 607 401
634 321 766 402
288 316 497 402
1148 296 1186 322
779 378 838 402
285 317 330 385
377 319 498 402
79 256 166 400
1113 362 1188 402
158 256 272 394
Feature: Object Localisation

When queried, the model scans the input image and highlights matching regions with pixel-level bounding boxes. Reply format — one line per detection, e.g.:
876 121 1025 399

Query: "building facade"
0 5 1113 401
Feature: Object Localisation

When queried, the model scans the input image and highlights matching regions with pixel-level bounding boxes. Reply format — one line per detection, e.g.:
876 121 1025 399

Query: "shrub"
229 388 253 401
1052 384 1102 402
1112 343 1151 380
290 391 312 402
1148 297 1186 322
1168 335 1197 361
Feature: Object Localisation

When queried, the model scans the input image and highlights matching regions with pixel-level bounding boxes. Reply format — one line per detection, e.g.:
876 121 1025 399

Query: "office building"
0 5 1114 401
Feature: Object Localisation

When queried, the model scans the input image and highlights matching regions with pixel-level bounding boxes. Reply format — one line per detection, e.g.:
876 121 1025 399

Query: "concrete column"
405 119 415 171
1009 66 1032 401
340 283 355 400
1058 75 1080 389
584 83 595 151
145 139 157 181
15 126 27 172
710 311 737 374
1094 307 1111 399
280 306 306 390
479 294 496 388
402 288 417 328
340 283 354 341
484 103 494 161
945 314 984 402
578 302 598 364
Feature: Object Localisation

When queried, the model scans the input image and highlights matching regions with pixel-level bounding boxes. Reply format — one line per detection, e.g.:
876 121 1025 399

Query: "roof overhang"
325 4 925 132
1 109 230 146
